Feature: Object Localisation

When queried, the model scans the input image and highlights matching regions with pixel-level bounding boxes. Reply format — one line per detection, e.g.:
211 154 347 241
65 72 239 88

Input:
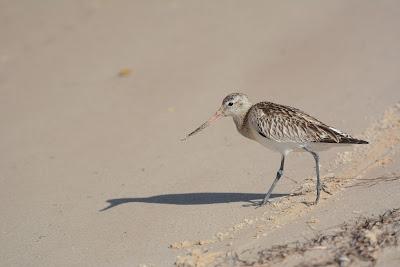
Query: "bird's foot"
242 199 270 208
302 198 320 206
321 184 332 195
301 201 314 207
255 202 267 208
256 198 273 208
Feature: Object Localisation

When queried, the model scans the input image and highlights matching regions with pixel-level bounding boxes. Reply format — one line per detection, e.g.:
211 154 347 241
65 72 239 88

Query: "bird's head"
220 93 252 117
182 93 252 140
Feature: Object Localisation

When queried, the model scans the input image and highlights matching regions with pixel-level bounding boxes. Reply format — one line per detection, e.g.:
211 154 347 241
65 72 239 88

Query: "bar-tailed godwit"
183 93 368 205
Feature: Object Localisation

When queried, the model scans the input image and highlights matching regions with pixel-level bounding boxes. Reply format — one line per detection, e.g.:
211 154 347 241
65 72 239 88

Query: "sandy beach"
1 1 399 266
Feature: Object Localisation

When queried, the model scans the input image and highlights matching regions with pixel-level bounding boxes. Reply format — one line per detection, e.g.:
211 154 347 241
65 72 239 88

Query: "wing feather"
247 102 349 143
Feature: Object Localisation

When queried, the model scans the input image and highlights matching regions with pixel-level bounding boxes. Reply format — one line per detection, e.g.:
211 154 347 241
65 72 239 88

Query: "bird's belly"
254 137 351 153
246 126 353 154
249 128 301 155
259 139 302 155
307 142 352 151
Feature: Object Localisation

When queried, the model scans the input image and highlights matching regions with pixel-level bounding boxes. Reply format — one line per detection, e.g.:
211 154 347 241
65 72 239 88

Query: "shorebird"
183 93 368 205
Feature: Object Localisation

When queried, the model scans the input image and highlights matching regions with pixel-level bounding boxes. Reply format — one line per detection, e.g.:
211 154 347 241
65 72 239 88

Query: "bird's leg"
303 147 321 204
261 155 285 205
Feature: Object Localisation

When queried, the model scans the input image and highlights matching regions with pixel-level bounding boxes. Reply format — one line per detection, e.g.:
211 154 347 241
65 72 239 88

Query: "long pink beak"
182 108 224 141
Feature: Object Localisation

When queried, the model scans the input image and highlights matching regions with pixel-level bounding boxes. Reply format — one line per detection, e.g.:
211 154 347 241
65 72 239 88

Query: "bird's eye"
228 102 233 106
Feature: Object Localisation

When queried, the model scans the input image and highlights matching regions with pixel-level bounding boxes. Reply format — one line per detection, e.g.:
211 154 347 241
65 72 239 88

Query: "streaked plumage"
243 102 367 153
184 93 368 205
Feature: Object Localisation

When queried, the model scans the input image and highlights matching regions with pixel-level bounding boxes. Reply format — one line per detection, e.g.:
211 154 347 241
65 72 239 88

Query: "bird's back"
243 102 368 145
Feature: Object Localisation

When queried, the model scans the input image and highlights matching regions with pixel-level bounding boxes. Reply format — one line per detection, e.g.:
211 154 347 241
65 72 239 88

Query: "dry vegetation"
225 208 400 266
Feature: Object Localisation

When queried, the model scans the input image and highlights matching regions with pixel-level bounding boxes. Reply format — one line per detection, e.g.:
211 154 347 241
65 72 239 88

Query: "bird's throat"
232 114 246 130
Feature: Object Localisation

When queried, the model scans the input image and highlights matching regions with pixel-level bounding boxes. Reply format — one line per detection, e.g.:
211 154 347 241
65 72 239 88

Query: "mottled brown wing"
248 102 342 143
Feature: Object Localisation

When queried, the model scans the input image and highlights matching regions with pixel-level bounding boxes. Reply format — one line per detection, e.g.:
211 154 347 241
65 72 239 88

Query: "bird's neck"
231 106 252 131
232 114 246 130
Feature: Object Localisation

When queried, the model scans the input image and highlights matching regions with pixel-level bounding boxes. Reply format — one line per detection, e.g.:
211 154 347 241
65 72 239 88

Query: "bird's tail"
338 137 369 144
318 126 369 144
327 126 369 144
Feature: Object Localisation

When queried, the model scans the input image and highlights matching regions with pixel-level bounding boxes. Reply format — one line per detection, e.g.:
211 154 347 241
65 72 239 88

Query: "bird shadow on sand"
99 192 288 211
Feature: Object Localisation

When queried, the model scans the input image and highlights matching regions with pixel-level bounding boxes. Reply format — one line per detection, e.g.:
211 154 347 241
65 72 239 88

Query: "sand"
1 1 399 266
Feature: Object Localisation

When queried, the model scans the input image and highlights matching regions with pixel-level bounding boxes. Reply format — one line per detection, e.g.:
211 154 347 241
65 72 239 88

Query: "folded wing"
248 102 368 144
